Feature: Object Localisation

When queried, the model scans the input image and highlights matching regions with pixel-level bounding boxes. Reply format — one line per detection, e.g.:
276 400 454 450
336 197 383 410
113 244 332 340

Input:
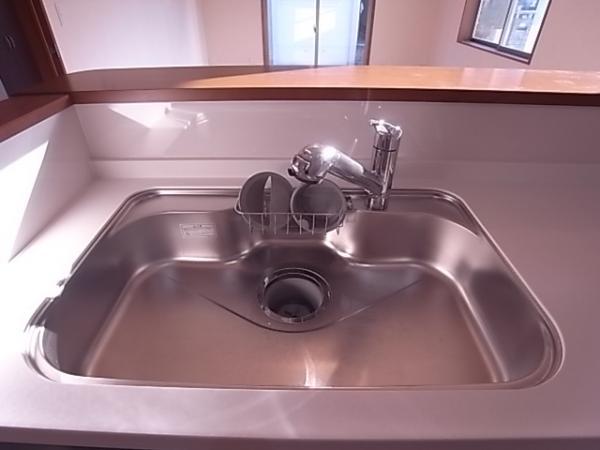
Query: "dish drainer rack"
234 203 345 236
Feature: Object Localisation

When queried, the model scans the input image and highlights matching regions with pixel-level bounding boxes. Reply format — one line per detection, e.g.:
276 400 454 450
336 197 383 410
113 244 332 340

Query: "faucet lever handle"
369 119 402 151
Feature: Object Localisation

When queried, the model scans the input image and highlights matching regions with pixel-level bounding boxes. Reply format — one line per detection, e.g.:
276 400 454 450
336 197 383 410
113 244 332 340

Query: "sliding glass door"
265 0 371 66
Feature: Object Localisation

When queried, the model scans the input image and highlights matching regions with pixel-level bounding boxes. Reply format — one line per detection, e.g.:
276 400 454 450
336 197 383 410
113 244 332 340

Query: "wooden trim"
261 0 270 66
1 65 598 146
0 95 71 142
460 40 530 64
63 87 600 107
32 0 66 75
10 0 66 79
457 0 481 42
21 66 311 94
1 84 599 145
1 62 599 145
363 0 376 65
15 66 600 107
1 84 599 146
527 0 553 65
314 0 321 66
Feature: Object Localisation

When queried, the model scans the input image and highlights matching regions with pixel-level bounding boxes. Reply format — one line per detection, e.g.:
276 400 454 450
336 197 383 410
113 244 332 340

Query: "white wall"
427 0 521 69
370 0 439 65
0 108 93 261
529 0 600 70
43 0 208 73
199 0 263 65
373 0 600 70
40 0 600 72
75 101 600 167
428 0 600 70
42 0 264 72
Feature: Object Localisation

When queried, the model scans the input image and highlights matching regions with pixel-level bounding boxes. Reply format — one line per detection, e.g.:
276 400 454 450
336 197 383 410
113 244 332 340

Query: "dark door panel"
0 0 45 95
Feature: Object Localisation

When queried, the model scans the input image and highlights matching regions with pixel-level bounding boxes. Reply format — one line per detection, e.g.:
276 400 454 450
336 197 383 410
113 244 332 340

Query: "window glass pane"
472 0 512 44
317 0 362 65
268 0 317 65
500 0 550 54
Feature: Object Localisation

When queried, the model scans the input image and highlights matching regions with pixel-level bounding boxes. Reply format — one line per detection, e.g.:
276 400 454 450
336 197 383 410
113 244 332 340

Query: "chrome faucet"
288 119 403 210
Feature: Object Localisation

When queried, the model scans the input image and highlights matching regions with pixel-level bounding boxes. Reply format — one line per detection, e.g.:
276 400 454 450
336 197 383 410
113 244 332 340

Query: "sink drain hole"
260 268 329 323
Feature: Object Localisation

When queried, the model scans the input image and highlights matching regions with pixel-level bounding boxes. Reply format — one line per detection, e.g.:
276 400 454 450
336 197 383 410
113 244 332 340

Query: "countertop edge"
3 66 600 144
15 65 600 106
64 86 600 106
0 95 71 143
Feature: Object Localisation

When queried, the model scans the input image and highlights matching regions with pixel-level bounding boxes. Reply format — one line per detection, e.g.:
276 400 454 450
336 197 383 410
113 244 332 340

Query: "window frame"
261 0 376 67
458 0 552 64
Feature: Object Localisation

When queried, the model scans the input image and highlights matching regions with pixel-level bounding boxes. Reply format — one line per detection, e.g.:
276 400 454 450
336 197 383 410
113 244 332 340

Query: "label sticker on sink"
179 223 215 238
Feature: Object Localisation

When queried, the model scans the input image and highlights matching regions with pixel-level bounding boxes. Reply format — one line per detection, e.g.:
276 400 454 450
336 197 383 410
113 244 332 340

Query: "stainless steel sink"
26 189 561 389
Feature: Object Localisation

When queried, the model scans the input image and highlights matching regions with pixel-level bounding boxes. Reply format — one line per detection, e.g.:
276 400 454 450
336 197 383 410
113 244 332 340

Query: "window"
464 0 551 61
264 0 374 66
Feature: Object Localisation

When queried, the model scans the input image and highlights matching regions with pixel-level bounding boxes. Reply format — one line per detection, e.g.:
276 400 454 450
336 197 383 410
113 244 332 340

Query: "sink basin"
26 189 560 389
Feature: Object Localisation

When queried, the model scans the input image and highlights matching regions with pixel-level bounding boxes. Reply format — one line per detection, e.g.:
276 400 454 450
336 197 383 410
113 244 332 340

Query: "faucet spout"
288 120 402 210
289 144 382 194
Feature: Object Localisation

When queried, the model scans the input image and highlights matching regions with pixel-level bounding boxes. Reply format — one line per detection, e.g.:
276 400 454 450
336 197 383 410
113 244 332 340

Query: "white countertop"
1 161 600 449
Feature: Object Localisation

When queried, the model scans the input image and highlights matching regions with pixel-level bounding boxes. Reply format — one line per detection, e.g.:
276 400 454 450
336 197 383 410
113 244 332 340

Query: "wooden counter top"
0 95 71 142
180 65 600 93
22 65 303 94
20 65 600 105
2 65 599 143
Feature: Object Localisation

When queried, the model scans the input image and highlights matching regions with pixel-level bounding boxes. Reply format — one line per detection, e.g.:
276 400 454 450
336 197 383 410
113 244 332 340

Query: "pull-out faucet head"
288 144 339 184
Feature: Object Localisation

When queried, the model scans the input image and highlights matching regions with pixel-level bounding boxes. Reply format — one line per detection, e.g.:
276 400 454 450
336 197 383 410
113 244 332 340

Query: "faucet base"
368 196 388 211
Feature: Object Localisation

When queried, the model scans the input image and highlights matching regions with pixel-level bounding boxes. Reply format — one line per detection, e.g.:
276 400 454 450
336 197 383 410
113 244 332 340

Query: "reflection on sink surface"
26 189 560 389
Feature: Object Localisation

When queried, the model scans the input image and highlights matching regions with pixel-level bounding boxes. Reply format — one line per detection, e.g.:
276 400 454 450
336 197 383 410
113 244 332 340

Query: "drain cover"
259 268 330 323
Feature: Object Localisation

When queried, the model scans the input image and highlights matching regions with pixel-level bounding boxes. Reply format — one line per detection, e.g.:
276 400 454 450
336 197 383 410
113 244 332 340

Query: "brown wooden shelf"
0 94 70 142
3 65 600 143
19 65 600 106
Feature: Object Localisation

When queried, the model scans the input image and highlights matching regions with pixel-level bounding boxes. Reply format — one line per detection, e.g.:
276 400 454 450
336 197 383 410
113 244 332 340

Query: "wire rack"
234 203 345 236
